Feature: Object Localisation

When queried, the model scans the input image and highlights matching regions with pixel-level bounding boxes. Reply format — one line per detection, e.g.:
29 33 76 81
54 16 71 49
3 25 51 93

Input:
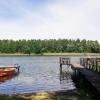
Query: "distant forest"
0 39 100 54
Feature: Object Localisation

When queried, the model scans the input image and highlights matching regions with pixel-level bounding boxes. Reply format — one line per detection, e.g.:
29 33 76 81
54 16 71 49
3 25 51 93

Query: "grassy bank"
43 53 100 56
0 53 99 56
0 90 91 100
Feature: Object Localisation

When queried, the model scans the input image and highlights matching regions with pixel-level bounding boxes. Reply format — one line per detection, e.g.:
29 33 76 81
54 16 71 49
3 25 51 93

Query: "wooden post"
96 58 98 72
80 58 83 65
84 58 87 68
92 59 94 70
17 66 20 73
60 57 61 64
96 58 100 72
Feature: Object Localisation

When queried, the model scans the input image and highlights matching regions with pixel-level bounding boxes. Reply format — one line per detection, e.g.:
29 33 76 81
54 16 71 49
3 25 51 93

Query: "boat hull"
0 68 16 77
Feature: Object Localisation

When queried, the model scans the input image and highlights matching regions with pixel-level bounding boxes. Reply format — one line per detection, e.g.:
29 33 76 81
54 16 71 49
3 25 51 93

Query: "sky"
0 0 100 42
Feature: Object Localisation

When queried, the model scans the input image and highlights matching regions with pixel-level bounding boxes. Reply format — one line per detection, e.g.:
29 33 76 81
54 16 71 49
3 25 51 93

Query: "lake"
0 56 99 94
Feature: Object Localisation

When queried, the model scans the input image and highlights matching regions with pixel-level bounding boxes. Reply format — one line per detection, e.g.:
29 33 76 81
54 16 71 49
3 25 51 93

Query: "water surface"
0 56 99 94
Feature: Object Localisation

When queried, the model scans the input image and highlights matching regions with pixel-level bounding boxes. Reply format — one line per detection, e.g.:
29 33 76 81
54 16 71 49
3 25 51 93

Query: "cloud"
0 0 100 42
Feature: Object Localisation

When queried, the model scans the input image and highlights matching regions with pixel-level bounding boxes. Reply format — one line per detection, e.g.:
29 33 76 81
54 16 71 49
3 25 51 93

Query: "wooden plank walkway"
71 63 100 92
71 63 84 69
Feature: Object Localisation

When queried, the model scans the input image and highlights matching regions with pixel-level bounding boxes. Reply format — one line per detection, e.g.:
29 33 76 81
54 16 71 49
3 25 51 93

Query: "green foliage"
0 39 100 54
0 94 29 100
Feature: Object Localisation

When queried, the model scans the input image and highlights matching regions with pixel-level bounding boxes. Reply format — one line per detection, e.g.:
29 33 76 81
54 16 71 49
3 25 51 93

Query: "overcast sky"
0 0 100 41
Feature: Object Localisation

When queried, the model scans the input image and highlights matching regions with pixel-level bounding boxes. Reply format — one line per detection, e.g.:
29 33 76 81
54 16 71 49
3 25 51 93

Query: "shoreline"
0 53 99 56
0 89 89 100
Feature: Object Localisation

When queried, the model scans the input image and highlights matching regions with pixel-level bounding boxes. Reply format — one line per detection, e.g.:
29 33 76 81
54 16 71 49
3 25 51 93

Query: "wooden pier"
60 57 100 94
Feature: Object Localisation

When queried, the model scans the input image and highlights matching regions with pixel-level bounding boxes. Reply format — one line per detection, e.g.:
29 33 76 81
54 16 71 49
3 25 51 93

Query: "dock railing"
60 57 70 66
80 57 100 73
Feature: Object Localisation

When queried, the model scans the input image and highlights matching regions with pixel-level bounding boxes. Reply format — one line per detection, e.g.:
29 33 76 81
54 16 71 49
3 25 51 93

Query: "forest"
0 39 100 54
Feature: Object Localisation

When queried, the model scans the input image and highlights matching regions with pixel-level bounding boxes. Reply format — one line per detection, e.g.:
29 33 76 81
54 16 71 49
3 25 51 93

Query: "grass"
0 53 99 56
0 94 77 100
0 53 29 56
43 53 100 56
0 91 91 100
0 94 28 100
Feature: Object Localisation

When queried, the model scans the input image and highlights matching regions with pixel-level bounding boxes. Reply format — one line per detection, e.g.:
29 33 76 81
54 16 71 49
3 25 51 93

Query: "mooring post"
17 66 20 73
60 57 62 67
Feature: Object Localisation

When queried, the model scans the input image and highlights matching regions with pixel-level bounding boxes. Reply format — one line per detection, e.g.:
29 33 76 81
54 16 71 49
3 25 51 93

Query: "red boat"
0 67 16 77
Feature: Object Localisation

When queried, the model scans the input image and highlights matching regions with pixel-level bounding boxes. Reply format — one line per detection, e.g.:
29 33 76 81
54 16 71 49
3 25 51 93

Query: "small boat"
0 67 16 77
0 64 20 77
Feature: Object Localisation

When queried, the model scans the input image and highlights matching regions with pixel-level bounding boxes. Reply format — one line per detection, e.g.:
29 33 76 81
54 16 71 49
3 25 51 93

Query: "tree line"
0 39 100 54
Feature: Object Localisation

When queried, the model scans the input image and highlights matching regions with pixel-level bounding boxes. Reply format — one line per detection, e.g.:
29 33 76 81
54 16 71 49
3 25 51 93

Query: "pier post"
17 66 20 73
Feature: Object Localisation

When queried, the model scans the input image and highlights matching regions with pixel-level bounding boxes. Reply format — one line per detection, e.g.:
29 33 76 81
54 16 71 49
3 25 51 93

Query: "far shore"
0 53 99 56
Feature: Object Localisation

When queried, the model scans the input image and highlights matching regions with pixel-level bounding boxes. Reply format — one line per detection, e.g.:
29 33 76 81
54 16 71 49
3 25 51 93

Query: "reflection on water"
0 56 76 94
59 65 75 91
0 73 19 84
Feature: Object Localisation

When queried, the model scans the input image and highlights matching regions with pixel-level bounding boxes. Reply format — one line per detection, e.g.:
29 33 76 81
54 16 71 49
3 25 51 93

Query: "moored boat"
0 67 16 77
0 64 20 77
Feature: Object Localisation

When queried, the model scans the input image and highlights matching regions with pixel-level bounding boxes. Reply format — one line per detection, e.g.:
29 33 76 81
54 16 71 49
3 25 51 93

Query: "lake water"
0 56 99 94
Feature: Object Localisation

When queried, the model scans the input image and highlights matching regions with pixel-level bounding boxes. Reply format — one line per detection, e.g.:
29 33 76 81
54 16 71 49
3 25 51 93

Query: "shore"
0 90 91 100
0 53 99 56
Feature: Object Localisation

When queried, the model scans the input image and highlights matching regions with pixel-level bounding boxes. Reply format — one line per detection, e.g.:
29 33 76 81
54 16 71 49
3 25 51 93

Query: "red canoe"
0 67 16 77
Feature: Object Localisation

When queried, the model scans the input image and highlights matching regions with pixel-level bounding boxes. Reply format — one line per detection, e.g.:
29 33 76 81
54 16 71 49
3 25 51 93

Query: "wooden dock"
60 57 100 94
71 63 100 92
